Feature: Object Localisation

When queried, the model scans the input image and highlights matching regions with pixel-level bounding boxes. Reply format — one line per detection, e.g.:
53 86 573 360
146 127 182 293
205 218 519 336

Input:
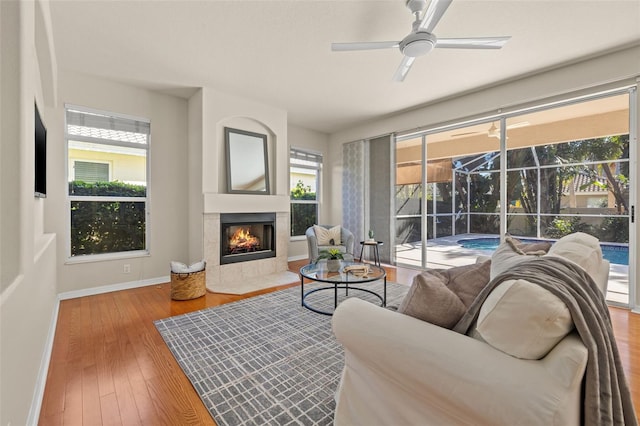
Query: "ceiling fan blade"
331 41 400 52
393 56 416 82
419 0 452 33
435 36 511 49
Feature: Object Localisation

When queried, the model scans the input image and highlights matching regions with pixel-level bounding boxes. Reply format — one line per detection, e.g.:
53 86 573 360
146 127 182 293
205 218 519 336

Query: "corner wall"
1 0 59 424
188 90 204 263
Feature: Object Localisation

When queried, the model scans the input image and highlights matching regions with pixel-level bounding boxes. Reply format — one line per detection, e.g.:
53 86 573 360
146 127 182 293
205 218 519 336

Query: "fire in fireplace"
228 227 261 254
220 213 276 264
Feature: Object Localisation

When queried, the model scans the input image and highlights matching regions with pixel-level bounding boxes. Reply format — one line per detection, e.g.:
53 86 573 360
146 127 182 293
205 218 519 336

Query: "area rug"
154 280 408 426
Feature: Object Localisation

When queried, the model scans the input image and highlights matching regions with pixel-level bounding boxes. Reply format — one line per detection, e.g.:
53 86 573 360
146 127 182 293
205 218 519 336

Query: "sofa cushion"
397 271 466 329
476 278 574 359
490 236 551 279
314 225 341 246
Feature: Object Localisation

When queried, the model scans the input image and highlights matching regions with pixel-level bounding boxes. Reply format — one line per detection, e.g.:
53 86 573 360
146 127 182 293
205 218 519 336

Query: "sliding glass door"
393 90 634 306
505 94 631 304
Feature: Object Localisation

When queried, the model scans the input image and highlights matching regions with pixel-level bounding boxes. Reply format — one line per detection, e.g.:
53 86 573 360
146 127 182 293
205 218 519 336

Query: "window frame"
290 147 322 239
65 104 151 262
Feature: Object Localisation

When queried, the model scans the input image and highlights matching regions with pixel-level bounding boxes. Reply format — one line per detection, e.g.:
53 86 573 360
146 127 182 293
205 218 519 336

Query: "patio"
394 233 630 305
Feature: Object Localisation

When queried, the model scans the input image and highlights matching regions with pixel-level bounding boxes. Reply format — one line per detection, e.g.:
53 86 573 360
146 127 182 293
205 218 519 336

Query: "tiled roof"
569 173 608 194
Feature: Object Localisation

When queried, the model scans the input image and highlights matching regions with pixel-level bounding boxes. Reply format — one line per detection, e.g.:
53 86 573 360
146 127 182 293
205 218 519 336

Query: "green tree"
290 180 315 200
70 181 146 256
507 136 629 242
571 135 629 214
453 154 501 234
290 180 317 236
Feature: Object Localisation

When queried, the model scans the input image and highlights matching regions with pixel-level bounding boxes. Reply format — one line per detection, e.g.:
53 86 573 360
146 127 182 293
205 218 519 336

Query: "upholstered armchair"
306 225 355 263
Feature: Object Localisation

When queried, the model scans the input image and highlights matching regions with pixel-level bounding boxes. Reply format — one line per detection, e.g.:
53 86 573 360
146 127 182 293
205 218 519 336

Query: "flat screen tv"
34 102 47 198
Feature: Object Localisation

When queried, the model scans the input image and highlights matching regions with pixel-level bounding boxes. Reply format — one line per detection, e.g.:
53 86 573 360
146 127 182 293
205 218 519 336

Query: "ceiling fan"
331 0 511 82
451 121 530 139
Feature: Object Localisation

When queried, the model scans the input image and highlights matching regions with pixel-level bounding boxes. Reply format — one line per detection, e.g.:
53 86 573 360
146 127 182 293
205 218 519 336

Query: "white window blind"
74 161 109 183
66 109 150 144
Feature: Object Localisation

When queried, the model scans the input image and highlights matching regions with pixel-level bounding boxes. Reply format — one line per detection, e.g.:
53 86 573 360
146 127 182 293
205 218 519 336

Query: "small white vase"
327 259 341 272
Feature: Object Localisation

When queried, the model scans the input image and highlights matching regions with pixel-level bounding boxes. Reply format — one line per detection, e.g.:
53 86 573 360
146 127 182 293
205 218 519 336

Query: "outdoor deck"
394 233 630 305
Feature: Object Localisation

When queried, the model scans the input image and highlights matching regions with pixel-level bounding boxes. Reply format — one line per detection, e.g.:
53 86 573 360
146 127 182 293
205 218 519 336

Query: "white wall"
50 71 190 294
1 0 59 424
200 87 289 211
287 124 330 260
327 45 640 310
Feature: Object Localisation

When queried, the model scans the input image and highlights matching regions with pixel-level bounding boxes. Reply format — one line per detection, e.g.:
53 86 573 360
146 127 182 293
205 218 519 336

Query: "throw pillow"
397 271 467 329
476 278 574 359
546 232 602 283
444 260 491 308
313 225 342 246
170 260 206 273
490 236 551 280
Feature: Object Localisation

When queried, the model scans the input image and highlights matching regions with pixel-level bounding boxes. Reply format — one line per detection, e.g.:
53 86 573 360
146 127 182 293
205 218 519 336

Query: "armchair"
306 225 355 263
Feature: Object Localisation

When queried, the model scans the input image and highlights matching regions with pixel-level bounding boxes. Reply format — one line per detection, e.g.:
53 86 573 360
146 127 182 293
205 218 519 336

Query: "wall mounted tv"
34 102 47 198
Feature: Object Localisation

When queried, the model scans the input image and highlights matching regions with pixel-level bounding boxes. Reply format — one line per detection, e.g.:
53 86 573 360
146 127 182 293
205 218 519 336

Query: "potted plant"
367 229 375 242
317 248 344 272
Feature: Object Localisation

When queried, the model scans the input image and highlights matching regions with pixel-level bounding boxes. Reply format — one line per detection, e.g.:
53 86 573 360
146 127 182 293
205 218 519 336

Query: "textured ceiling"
49 0 640 134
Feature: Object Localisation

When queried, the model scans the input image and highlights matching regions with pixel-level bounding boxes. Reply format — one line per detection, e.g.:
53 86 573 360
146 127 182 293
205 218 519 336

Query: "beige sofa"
332 233 611 426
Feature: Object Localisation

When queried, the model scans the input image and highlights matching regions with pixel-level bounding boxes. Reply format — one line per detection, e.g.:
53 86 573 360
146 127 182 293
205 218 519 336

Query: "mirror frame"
224 127 270 194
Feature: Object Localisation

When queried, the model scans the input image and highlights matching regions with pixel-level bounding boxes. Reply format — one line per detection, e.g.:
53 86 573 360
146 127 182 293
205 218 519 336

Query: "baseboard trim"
27 298 60 426
287 254 308 262
58 276 170 301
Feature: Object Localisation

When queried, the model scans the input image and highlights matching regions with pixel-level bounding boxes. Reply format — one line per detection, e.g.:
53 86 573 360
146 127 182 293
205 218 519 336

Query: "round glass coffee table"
299 261 387 315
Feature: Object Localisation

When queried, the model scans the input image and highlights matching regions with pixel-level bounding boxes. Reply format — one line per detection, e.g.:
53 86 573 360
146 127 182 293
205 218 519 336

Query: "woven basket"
171 268 206 300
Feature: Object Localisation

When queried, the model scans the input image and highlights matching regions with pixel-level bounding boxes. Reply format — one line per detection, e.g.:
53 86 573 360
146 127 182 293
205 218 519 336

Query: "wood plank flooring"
39 260 639 425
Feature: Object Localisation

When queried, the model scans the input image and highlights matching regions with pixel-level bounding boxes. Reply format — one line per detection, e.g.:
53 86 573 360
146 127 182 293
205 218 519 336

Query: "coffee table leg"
300 275 304 306
334 283 338 309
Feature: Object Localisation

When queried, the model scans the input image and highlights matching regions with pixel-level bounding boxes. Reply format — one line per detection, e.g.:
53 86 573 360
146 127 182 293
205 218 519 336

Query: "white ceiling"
49 0 640 134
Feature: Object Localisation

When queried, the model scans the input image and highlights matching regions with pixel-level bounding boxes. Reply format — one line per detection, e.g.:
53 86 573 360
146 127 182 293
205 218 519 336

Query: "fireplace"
220 212 276 265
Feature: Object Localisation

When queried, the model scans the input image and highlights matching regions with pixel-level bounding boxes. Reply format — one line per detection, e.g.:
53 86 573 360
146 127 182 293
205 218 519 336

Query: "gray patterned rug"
154 280 408 426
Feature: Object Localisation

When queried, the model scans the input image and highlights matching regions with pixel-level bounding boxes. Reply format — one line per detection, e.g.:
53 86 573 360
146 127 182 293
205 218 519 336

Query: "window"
73 160 110 183
290 148 322 237
66 106 150 258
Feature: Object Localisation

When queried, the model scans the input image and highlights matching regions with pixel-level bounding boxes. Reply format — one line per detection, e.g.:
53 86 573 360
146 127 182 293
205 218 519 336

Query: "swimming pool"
457 237 629 266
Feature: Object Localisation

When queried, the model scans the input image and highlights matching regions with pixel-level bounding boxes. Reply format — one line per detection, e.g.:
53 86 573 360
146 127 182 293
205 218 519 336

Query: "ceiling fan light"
400 32 437 57
404 40 434 57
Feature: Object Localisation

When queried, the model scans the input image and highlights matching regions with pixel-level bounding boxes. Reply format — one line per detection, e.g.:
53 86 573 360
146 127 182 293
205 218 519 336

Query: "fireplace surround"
203 209 294 294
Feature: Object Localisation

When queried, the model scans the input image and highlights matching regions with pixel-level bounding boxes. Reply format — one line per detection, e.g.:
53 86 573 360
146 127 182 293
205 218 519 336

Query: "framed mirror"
225 127 270 194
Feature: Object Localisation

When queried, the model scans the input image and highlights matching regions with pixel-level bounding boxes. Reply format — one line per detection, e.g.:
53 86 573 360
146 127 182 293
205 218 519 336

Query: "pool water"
458 237 629 266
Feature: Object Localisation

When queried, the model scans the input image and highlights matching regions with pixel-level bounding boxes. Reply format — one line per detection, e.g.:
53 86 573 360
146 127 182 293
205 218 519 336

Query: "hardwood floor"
39 260 639 425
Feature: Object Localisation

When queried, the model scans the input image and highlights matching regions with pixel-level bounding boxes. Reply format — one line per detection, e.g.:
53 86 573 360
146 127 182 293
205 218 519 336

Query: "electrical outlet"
123 264 131 274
